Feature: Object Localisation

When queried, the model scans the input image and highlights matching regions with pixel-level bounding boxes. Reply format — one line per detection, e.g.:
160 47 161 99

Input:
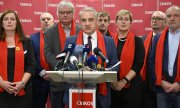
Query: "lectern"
46 71 117 108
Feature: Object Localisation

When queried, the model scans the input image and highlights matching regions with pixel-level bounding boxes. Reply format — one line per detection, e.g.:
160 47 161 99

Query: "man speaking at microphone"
64 7 119 108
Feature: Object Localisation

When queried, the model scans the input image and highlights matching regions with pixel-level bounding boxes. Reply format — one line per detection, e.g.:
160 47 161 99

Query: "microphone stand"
101 61 105 71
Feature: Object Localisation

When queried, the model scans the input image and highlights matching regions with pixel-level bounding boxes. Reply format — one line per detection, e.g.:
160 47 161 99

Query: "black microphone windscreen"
93 47 101 55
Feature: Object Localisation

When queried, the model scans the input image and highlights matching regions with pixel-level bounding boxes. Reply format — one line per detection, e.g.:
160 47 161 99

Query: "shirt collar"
169 28 180 34
61 24 71 30
83 31 97 40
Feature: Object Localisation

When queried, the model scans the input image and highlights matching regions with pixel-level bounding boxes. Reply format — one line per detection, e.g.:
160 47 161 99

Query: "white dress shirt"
168 29 180 76
83 31 97 52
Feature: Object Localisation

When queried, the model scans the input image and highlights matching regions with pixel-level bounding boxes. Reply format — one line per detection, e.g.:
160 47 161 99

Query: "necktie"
88 36 92 51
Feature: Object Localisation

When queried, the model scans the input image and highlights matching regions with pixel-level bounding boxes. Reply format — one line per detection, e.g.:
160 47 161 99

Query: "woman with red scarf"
0 10 36 108
110 10 145 108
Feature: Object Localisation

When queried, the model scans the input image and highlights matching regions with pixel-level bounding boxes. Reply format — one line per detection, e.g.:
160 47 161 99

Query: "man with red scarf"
30 12 54 108
63 7 119 108
44 1 81 108
97 11 114 37
149 5 180 108
141 11 166 108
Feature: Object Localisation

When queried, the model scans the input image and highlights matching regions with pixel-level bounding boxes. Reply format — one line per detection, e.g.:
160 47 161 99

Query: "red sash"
113 32 135 85
155 27 180 85
140 31 153 81
76 30 108 96
40 30 49 70
58 20 76 51
0 35 25 96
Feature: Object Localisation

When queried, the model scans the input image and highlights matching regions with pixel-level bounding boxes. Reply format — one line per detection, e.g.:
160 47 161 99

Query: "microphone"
72 45 84 68
63 43 75 65
70 56 79 70
83 44 90 65
93 48 109 63
54 52 66 71
87 55 98 70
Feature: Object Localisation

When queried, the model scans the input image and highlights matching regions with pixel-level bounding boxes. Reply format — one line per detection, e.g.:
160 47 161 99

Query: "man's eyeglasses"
58 11 73 15
151 17 164 21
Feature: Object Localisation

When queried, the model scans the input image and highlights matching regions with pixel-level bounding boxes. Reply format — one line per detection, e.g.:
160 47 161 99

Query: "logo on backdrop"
19 2 32 7
20 19 32 23
34 27 41 31
145 27 152 31
131 3 143 7
34 11 44 15
48 3 58 7
0 1 3 6
104 4 115 8
145 11 155 15
110 20 115 24
160 2 172 6
76 4 87 8
132 19 143 23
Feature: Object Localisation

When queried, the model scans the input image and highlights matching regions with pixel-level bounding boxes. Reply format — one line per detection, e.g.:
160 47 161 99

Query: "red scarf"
0 35 25 96
58 20 76 50
113 32 135 84
155 27 180 85
108 31 114 37
40 30 49 70
140 31 153 81
76 30 107 96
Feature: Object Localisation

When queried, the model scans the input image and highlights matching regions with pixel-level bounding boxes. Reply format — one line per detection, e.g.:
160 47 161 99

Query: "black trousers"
111 78 144 108
0 87 33 108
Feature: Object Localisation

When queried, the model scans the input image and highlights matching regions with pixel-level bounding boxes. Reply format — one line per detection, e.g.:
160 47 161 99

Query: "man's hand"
161 80 172 93
169 82 180 93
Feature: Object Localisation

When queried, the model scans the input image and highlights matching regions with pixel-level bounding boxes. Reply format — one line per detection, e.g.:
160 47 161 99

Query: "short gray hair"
79 7 97 19
57 0 75 15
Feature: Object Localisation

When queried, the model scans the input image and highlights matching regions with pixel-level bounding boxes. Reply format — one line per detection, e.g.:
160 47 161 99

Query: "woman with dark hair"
0 10 36 108
110 9 145 108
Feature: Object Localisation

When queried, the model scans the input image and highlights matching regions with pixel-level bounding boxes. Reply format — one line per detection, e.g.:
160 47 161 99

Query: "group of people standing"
0 0 179 108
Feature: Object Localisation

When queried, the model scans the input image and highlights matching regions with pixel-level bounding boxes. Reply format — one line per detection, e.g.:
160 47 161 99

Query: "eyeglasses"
58 11 73 15
151 17 164 21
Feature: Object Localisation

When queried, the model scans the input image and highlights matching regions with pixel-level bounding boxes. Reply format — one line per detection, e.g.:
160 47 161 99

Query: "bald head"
151 11 166 34
166 5 180 32
40 12 54 31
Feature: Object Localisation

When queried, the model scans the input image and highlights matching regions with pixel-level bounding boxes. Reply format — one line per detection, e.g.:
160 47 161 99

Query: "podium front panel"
69 88 96 108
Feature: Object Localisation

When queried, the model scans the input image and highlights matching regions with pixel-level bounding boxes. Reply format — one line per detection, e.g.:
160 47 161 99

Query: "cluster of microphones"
54 43 110 71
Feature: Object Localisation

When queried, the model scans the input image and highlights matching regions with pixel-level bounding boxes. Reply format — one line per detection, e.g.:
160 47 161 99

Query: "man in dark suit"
64 7 119 108
149 5 180 108
30 12 54 108
141 11 166 108
44 1 81 108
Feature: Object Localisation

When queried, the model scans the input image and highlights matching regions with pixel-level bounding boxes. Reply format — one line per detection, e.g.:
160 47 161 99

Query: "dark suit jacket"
30 32 49 87
149 31 179 93
44 23 81 91
63 33 119 108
